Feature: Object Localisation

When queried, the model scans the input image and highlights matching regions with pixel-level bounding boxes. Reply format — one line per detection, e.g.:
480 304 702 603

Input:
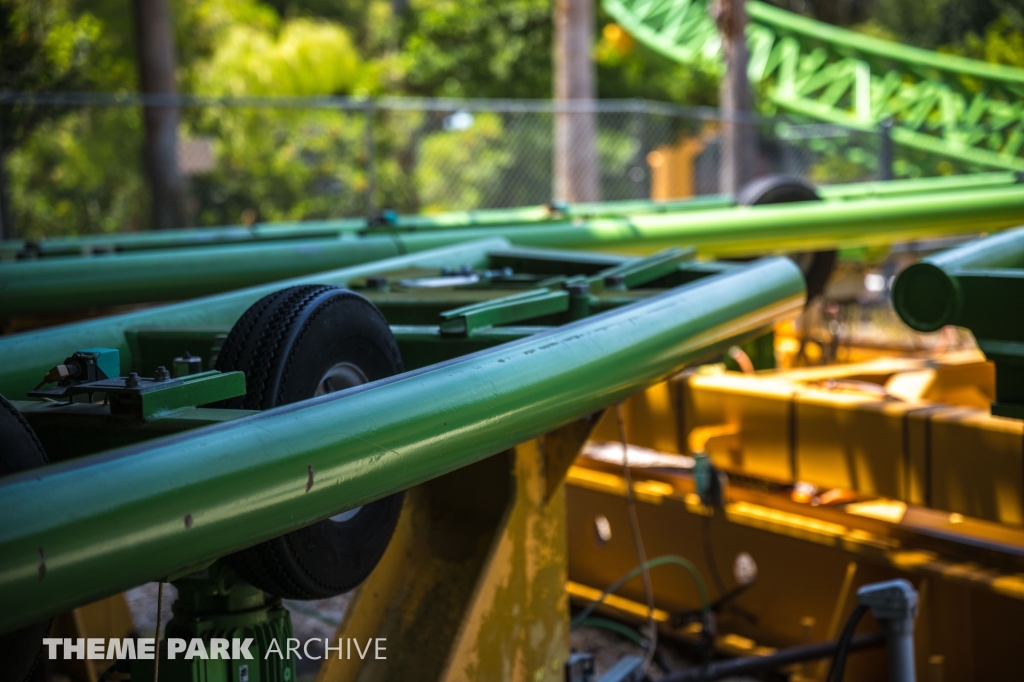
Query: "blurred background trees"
1 0 1022 238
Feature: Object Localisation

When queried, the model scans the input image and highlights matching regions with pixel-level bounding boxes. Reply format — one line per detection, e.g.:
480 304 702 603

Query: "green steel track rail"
603 0 1024 171
4 183 1024 316
0 239 510 400
0 252 804 632
892 226 1024 418
2 172 1020 262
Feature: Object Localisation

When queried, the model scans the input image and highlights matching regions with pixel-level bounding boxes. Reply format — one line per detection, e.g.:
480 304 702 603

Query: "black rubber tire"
738 175 836 303
736 174 819 206
216 285 406 600
0 396 51 682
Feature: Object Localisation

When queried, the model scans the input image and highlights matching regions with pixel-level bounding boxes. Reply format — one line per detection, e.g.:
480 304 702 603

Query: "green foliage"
0 0 99 90
189 109 369 224
7 2 388 235
0 0 100 150
957 15 1024 68
415 113 513 212
7 108 144 238
849 0 1022 52
186 15 380 224
193 18 370 96
173 0 280 87
401 0 552 98
595 13 720 106
259 0 400 58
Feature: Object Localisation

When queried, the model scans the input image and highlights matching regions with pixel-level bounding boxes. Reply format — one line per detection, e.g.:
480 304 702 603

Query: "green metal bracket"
14 401 254 461
433 250 698 336
110 371 246 420
127 328 230 377
29 370 246 421
440 289 570 336
588 247 696 291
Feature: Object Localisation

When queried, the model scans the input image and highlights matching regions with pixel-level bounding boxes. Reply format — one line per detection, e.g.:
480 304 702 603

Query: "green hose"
577 617 648 647
571 554 710 628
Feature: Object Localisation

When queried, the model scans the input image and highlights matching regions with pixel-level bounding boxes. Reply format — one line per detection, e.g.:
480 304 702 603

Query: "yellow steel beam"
317 417 599 682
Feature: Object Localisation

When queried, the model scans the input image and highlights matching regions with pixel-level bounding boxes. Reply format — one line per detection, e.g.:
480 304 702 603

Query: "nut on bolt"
154 366 171 382
125 372 140 388
566 282 590 298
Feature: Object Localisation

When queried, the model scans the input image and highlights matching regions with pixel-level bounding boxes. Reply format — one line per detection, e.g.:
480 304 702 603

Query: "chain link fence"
0 95 893 240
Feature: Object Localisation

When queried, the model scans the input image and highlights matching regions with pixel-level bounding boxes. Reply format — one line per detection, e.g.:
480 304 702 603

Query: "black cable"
97 659 130 681
826 604 869 682
659 632 884 682
701 513 728 599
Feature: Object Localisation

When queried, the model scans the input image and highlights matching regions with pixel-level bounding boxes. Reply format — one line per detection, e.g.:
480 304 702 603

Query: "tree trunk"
714 0 757 195
553 0 600 203
134 0 189 230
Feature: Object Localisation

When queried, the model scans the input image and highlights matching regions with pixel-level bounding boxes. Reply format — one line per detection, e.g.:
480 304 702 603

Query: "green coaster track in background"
603 0 1024 172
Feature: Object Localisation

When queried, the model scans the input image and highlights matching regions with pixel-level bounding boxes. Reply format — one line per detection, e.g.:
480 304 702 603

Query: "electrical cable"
701 514 728 599
577 617 648 648
616 403 657 671
570 554 710 628
283 599 343 627
154 581 164 682
825 604 869 682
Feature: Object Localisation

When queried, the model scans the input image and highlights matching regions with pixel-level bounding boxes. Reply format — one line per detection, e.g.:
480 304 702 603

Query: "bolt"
154 366 171 381
604 274 625 288
125 372 140 388
566 282 589 297
366 276 388 288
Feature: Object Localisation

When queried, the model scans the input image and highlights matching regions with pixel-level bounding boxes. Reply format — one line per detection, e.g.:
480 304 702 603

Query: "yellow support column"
317 416 598 682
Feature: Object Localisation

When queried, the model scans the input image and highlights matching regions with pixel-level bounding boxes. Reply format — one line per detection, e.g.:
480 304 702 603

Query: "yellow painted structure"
51 594 135 682
317 417 598 682
647 137 708 200
570 351 1024 681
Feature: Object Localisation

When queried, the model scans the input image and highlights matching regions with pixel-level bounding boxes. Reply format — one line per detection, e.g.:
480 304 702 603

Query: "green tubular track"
603 0 1024 171
892 226 1024 417
0 239 508 401
3 172 1020 262
4 183 1024 316
0 256 804 632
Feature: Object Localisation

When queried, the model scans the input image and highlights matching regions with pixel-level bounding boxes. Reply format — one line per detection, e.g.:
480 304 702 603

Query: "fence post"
879 117 894 181
630 100 647 200
364 98 377 220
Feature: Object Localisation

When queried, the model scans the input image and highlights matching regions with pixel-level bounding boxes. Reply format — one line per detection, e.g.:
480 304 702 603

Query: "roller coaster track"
603 0 1024 171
